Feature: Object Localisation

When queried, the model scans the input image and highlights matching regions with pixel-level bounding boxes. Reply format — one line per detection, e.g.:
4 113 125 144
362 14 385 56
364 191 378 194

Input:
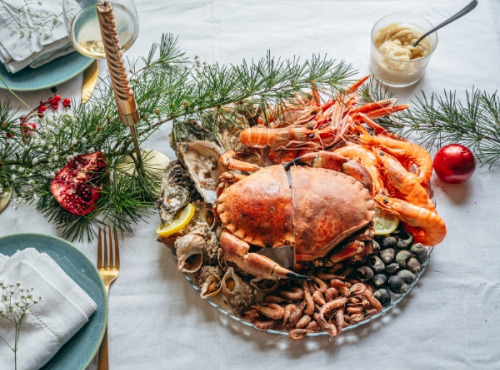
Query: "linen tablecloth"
1 1 499 369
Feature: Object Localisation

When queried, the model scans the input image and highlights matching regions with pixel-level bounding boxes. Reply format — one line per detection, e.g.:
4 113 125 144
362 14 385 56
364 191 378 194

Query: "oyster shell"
176 140 227 204
211 105 265 167
157 160 197 224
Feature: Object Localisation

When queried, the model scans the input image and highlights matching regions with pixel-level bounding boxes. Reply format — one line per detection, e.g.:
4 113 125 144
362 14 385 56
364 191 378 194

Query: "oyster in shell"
157 160 197 225
176 140 227 204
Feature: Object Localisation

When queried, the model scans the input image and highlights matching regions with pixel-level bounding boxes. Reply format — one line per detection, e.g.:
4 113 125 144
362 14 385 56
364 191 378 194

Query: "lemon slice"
156 203 195 237
373 210 399 235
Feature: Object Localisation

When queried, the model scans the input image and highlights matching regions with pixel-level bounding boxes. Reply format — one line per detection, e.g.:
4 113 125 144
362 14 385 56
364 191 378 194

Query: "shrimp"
357 128 433 185
374 195 447 246
240 125 339 150
334 144 386 195
374 149 435 211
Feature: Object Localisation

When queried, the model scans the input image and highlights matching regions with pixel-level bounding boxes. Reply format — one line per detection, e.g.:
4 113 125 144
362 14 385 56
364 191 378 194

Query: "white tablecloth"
1 1 499 369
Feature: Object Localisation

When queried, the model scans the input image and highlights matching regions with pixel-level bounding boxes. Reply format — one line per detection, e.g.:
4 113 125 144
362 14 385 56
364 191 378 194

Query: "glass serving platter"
180 247 433 338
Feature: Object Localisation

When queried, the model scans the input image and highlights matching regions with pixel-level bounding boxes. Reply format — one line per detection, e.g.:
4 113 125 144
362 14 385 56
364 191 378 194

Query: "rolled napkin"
0 248 97 370
0 1 75 73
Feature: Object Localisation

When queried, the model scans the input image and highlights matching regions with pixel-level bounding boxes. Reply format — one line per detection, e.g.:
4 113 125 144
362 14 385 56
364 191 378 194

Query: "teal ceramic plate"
0 52 93 92
0 233 106 369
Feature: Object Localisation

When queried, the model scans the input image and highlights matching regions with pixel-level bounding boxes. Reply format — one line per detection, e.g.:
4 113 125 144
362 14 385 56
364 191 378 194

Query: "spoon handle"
413 0 478 47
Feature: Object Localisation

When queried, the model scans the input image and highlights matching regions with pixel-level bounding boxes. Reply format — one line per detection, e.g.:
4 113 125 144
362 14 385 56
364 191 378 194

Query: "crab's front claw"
220 230 308 280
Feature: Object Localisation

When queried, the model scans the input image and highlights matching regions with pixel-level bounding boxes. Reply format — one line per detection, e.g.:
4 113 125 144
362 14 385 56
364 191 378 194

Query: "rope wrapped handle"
97 2 139 127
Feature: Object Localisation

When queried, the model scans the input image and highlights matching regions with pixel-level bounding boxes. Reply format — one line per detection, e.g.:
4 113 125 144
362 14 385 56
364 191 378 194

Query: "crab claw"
220 231 309 280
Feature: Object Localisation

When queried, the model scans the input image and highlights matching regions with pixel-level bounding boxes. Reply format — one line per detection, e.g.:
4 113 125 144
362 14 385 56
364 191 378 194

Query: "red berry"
54 94 62 102
37 105 47 113
51 103 59 111
62 98 71 107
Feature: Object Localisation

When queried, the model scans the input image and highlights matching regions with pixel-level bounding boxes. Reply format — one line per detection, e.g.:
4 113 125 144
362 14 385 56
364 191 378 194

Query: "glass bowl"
370 13 438 87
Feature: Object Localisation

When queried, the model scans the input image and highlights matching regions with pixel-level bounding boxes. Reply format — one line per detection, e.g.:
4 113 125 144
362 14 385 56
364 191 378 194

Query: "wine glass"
62 0 139 59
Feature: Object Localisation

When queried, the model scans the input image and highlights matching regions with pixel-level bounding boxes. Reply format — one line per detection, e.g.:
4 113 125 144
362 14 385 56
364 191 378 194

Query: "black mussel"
385 262 399 274
368 255 385 273
380 248 395 264
397 230 414 249
388 275 408 294
374 288 392 307
355 266 374 282
407 257 421 274
397 269 416 284
380 236 397 249
372 273 388 288
410 243 428 263
395 250 412 269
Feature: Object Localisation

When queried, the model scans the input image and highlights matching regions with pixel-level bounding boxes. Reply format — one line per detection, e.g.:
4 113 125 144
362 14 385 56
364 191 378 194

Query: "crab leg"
220 150 260 172
220 230 308 280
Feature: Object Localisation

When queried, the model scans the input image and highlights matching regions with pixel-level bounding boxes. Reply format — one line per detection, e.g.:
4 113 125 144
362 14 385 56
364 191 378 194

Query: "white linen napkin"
0 0 75 73
0 248 97 370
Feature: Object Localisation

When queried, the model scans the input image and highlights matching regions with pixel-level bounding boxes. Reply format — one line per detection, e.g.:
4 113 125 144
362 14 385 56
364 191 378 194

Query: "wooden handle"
96 2 139 127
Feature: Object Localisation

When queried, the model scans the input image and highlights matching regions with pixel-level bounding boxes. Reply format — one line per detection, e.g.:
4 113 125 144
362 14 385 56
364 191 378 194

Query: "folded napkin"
0 248 97 370
0 1 75 73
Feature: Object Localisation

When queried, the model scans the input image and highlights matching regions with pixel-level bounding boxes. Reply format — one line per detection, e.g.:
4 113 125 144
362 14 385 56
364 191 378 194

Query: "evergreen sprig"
369 87 500 165
2 33 498 242
0 34 358 241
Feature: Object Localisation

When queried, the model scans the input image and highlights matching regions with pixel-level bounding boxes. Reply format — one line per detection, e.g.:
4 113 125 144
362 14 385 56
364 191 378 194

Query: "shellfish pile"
157 79 444 340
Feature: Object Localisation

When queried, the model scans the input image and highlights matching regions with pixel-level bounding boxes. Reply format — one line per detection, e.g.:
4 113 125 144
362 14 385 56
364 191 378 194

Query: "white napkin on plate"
0 0 75 73
0 248 97 370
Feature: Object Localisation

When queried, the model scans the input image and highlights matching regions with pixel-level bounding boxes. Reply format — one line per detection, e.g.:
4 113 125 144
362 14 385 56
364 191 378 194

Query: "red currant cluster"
36 94 71 118
4 92 72 139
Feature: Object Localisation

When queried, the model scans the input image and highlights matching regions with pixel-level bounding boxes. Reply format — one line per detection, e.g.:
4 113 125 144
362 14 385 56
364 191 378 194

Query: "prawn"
374 149 435 211
357 127 433 185
374 195 447 246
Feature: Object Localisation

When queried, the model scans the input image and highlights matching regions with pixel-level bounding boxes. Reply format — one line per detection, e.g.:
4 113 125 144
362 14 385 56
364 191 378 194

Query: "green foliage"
0 34 357 241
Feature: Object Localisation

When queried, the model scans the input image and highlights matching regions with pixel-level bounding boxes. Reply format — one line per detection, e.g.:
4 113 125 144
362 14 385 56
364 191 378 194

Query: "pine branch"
0 34 357 241
379 89 500 166
3 32 497 241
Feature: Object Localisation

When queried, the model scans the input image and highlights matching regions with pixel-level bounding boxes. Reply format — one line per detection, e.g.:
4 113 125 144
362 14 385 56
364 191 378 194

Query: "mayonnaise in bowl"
370 14 438 87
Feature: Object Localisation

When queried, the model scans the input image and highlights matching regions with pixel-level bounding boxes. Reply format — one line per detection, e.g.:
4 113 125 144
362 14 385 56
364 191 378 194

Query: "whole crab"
215 151 376 280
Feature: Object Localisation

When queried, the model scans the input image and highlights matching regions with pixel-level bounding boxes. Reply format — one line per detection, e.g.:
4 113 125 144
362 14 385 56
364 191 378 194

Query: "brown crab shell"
290 166 375 262
217 165 294 248
216 165 375 265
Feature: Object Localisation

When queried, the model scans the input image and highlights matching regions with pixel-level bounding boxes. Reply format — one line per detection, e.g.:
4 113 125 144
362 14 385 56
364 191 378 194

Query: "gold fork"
97 226 120 370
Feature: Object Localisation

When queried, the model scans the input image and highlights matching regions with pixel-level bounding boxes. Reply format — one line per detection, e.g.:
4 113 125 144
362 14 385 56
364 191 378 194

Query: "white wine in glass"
63 0 139 59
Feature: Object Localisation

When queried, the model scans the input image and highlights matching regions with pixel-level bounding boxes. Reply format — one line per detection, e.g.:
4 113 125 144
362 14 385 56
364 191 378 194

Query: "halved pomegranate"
50 152 106 216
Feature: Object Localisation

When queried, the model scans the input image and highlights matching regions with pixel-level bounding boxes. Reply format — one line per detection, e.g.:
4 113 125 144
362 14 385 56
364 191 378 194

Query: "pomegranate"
50 152 106 215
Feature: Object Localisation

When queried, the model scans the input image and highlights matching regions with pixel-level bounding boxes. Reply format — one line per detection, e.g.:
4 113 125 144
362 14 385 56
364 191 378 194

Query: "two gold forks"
97 226 120 370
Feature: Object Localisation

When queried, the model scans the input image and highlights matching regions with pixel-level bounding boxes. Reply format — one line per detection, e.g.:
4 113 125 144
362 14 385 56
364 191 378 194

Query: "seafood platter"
156 76 446 341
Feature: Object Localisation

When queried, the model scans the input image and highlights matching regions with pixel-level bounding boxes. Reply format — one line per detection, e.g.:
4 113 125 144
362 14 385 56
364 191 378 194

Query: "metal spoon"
413 0 478 47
